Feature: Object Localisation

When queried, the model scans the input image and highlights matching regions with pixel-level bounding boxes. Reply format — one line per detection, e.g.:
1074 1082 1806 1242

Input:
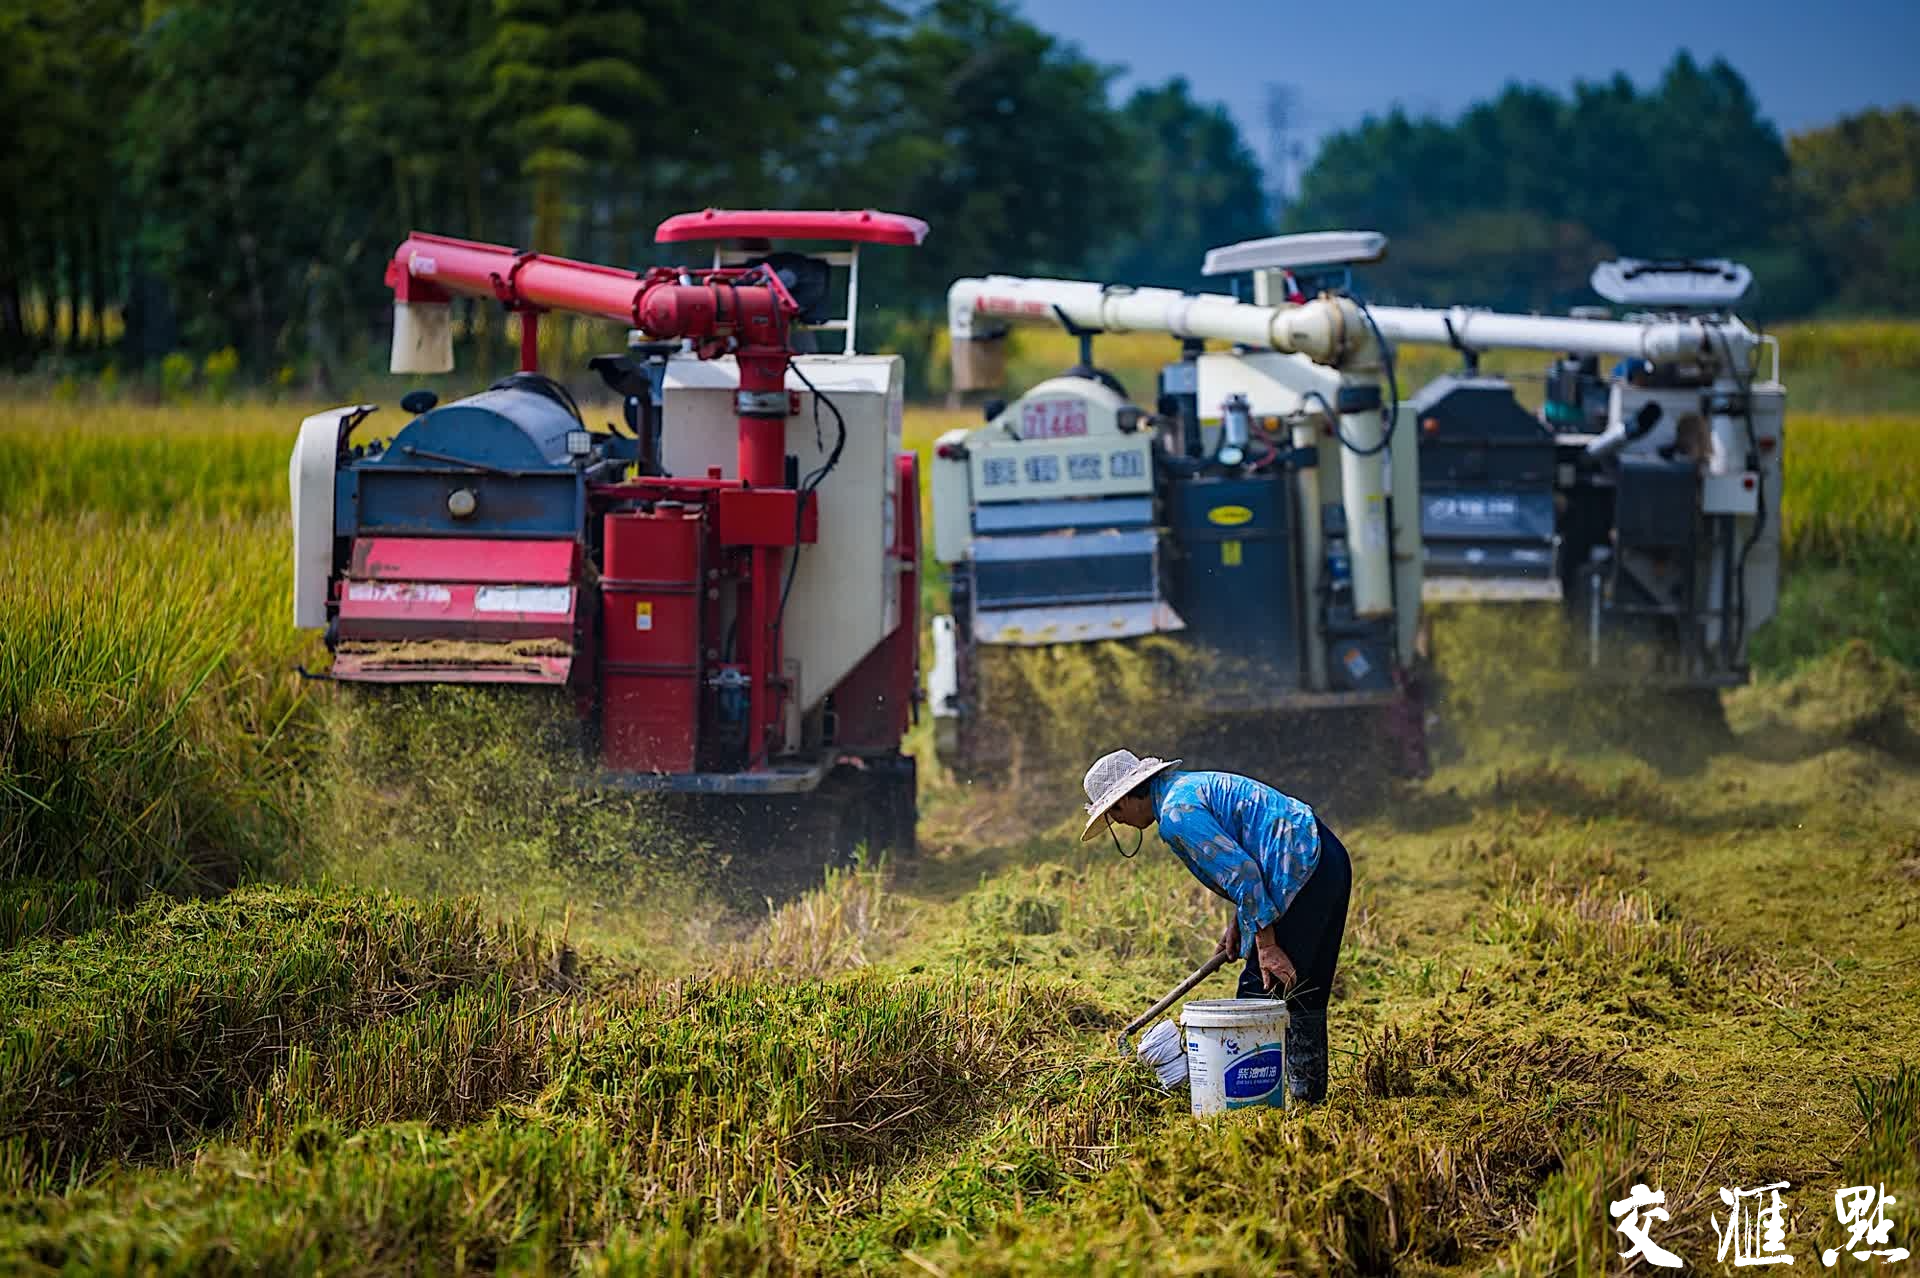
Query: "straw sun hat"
1079 749 1182 842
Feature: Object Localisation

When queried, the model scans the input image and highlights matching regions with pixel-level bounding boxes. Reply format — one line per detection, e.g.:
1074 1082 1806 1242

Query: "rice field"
1776 412 1920 559
1 371 1918 1273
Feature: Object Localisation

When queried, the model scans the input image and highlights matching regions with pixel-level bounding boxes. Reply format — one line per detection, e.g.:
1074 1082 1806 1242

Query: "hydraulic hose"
1351 296 1401 454
1301 390 1389 458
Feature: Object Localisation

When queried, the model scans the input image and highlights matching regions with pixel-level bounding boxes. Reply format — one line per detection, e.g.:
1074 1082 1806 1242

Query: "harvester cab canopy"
1199 230 1389 277
1201 230 1389 302
1589 257 1754 313
655 209 929 356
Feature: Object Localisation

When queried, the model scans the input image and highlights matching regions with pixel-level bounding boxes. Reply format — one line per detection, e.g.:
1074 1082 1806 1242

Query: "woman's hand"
1254 926 1297 993
1216 917 1241 959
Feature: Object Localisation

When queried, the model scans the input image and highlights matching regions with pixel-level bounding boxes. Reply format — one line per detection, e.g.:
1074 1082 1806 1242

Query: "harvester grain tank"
291 210 927 854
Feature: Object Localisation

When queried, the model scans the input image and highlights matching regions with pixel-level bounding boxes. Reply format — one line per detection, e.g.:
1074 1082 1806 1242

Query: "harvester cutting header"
291 210 928 854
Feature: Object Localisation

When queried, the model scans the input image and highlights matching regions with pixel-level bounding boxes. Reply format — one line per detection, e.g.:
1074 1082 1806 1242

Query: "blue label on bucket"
1223 1046 1284 1103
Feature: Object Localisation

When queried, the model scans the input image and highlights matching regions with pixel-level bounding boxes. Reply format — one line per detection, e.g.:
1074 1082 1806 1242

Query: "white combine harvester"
930 234 1783 774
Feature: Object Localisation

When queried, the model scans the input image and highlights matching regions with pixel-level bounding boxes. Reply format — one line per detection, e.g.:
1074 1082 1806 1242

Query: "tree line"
2 1 1912 384
1 0 1264 384
1289 56 1918 320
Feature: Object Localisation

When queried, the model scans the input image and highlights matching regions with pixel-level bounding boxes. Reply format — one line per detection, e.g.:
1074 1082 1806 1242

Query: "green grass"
1751 412 1920 670
0 516 319 904
0 885 569 1188
1781 413 1920 560
0 402 314 520
0 968 1150 1272
1771 319 1920 374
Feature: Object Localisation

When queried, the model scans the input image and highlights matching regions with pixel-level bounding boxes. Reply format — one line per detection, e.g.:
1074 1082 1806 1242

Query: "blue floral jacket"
1149 770 1321 959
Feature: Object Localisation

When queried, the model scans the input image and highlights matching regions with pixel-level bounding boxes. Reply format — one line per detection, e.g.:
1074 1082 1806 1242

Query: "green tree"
1367 211 1611 313
846 0 1137 301
126 0 353 367
0 0 141 364
1789 106 1920 313
475 0 892 261
1288 54 1795 312
481 0 655 254
1098 78 1270 291
1630 53 1788 256
0 2 61 359
1290 108 1474 236
330 0 500 240
118 0 910 371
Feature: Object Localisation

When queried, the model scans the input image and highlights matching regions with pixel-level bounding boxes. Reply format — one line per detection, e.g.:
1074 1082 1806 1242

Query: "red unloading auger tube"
386 232 801 486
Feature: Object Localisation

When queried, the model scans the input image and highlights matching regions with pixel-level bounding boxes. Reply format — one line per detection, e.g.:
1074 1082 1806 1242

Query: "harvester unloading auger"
290 210 927 860
931 234 1783 777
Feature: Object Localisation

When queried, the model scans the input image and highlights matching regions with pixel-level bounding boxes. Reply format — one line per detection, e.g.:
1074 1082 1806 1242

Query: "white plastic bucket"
1180 998 1288 1115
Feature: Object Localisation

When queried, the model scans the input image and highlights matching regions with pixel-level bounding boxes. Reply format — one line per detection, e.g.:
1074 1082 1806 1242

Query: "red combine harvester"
290 210 928 856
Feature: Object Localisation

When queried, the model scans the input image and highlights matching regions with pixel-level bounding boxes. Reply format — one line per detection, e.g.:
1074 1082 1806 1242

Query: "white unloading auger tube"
1367 304 1759 370
947 276 1373 383
947 277 1761 383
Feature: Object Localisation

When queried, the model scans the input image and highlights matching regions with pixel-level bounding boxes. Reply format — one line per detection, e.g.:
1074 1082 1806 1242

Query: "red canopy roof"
655 208 928 247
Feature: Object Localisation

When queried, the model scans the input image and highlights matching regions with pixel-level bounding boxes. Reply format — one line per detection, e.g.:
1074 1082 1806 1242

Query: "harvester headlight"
447 488 477 518
566 429 593 457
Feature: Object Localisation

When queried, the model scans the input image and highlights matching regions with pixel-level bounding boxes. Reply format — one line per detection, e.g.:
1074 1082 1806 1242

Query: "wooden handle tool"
1117 949 1233 1054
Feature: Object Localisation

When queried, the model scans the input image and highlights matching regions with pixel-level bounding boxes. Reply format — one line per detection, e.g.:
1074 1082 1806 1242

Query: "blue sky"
1016 0 1918 186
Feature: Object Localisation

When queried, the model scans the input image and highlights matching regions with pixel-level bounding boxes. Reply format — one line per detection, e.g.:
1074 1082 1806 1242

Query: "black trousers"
1236 817 1351 1014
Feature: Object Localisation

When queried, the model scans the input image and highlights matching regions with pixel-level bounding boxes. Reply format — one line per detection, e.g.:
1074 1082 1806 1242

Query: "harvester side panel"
829 454 922 751
1734 386 1785 638
929 428 974 565
1195 350 1415 690
1167 475 1299 687
942 375 1179 646
291 405 365 630
345 470 583 537
1411 375 1560 600
661 354 904 715
349 536 577 583
601 509 705 773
